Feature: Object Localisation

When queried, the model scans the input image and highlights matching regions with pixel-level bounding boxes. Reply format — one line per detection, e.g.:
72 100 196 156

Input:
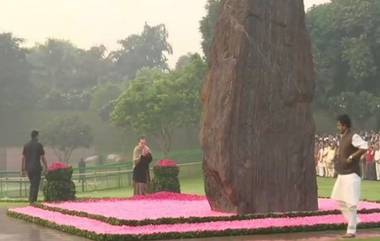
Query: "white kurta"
331 133 368 206
331 173 361 206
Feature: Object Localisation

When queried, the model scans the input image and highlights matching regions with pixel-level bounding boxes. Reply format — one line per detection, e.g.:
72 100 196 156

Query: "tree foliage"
307 0 380 107
328 91 380 123
199 0 380 123
199 0 222 64
28 40 113 91
90 83 122 121
43 116 93 163
110 23 173 81
112 54 206 154
90 83 122 112
0 33 34 113
0 33 35 147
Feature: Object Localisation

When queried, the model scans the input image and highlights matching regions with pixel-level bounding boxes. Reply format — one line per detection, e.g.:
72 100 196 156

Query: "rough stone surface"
201 0 318 214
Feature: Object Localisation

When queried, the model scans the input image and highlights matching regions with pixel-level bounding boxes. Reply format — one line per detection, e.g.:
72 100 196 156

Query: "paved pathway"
0 209 87 241
2 208 380 241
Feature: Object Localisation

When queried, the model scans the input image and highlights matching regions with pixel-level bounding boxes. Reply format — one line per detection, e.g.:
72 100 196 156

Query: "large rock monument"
201 0 318 214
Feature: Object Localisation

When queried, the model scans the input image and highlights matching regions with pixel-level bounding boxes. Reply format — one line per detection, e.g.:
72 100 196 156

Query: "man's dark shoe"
341 233 356 239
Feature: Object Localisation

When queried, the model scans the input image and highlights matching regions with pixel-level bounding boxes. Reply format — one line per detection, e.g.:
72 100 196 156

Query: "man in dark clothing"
21 130 48 203
78 158 86 191
78 158 86 182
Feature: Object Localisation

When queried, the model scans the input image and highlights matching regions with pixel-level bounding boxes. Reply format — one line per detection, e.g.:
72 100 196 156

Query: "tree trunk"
52 148 63 163
154 127 173 157
63 148 74 164
201 0 318 214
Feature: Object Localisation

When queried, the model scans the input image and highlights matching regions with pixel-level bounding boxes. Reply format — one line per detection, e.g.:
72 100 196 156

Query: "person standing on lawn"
132 136 152 195
331 114 368 239
21 130 48 203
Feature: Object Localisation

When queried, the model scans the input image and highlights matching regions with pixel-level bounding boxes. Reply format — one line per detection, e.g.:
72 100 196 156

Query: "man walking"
21 130 48 203
331 114 368 238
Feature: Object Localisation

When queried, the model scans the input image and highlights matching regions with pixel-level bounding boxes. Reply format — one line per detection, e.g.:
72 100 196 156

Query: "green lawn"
79 178 380 200
317 177 380 200
75 177 205 198
2 176 379 202
75 177 380 201
0 201 27 208
354 238 380 241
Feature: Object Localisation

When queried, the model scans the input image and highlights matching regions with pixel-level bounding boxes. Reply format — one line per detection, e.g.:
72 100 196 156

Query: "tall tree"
175 53 193 71
0 33 34 147
78 45 113 87
43 116 93 163
112 54 206 155
0 33 33 113
199 0 222 64
328 91 380 125
110 23 173 81
90 83 121 118
307 0 380 106
28 39 81 91
28 40 111 92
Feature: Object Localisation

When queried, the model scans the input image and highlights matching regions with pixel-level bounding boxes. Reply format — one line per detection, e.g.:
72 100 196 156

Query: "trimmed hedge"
151 164 180 193
43 166 76 202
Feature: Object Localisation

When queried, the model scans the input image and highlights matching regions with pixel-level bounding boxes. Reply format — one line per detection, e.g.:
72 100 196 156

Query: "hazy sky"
0 0 330 66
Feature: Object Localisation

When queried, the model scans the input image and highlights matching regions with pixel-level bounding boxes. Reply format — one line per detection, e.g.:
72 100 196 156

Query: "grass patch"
75 177 205 198
317 177 380 200
0 202 28 208
77 176 380 201
343 237 380 241
354 238 380 241
3 176 380 206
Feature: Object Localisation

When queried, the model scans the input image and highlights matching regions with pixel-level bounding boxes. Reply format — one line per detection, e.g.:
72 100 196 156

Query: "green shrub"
151 160 180 193
43 163 76 201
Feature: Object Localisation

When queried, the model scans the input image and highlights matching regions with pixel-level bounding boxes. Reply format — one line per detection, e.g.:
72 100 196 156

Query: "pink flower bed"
158 159 177 167
45 192 231 220
48 162 70 172
42 193 380 221
9 206 380 235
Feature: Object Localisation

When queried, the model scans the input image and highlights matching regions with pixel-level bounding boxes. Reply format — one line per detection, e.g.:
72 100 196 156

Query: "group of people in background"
315 131 380 180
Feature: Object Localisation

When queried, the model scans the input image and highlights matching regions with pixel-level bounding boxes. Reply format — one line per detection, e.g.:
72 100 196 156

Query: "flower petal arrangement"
48 162 70 172
158 159 177 167
8 192 380 241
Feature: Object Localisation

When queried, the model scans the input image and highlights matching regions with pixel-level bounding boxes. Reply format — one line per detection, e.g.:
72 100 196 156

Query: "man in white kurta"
331 114 368 238
325 143 336 177
374 144 380 180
